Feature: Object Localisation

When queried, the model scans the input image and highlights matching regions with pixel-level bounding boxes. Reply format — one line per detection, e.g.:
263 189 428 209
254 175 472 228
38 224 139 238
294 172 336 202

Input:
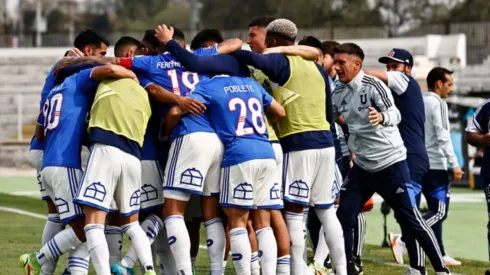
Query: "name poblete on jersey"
224 84 255 94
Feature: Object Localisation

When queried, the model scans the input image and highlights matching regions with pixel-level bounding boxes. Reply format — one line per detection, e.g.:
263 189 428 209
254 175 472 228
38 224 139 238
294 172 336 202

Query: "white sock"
277 255 291 275
164 215 192 275
314 225 329 267
285 211 305 275
67 242 89 275
122 221 155 272
230 227 252 275
85 224 110 275
204 218 226 275
41 214 64 275
256 227 277 275
121 214 163 269
251 251 260 275
105 225 123 265
36 227 82 265
315 208 347 275
157 226 177 275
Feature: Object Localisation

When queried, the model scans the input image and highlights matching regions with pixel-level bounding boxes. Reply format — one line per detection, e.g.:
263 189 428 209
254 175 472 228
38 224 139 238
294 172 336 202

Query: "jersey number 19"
228 97 266 136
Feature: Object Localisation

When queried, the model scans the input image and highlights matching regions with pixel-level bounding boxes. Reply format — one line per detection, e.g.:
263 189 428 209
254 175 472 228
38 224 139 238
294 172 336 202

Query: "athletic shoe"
435 272 452 275
19 253 41 275
485 269 490 275
347 260 363 275
443 255 462 266
111 263 136 275
324 254 333 271
389 232 406 264
61 268 71 275
144 271 157 275
404 268 423 275
352 255 364 274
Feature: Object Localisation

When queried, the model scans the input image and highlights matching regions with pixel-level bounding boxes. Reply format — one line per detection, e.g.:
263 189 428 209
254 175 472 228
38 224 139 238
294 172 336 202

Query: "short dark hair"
173 27 186 42
190 28 223 50
322 40 340 57
427 67 453 89
334 43 364 61
114 36 144 57
248 16 276 28
74 29 109 50
298 36 325 55
142 30 159 49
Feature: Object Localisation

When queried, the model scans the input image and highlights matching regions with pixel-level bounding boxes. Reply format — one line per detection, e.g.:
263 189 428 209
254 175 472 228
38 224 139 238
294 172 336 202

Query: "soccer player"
465 99 490 275
232 19 347 275
166 74 285 275
28 29 109 275
20 63 135 275
154 24 287 275
247 15 292 275
420 68 462 266
331 43 451 275
190 28 243 56
365 48 430 273
73 66 156 275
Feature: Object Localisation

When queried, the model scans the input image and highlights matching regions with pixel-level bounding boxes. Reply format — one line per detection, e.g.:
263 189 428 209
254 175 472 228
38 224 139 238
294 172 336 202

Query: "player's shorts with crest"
163 132 223 201
39 166 83 224
140 160 165 211
220 158 281 209
75 143 142 216
272 142 284 208
283 147 337 208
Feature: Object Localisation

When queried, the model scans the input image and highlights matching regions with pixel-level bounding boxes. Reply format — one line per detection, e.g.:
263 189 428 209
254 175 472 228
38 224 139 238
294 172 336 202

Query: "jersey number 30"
228 97 266 136
42 93 63 132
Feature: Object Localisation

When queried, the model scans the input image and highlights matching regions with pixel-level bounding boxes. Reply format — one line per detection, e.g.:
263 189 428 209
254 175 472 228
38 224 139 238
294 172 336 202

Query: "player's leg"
374 161 450 274
270 143 291 275
74 144 121 275
106 208 124 266
311 148 346 275
202 143 226 275
336 164 374 275
184 195 203 273
282 150 316 275
484 178 490 274
248 221 260 275
115 160 165 273
352 212 366 270
251 159 282 275
116 150 155 274
221 162 263 275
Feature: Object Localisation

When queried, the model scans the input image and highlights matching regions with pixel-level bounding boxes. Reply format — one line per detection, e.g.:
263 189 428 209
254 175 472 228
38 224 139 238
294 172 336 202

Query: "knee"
71 218 87 242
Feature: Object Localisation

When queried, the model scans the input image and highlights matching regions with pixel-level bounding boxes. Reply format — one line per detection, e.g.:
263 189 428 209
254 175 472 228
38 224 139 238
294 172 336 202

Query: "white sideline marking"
0 206 467 275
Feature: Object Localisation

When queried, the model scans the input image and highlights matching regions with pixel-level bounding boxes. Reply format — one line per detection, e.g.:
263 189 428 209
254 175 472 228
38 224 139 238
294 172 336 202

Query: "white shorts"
75 143 142 216
184 194 203 222
283 147 336 208
39 166 83 224
163 132 223 200
333 163 343 199
272 143 284 208
29 150 45 199
140 160 165 211
220 159 280 209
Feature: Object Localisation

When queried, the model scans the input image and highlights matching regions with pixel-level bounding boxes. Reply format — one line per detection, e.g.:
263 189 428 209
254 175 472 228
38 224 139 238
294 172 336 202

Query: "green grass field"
1 176 489 274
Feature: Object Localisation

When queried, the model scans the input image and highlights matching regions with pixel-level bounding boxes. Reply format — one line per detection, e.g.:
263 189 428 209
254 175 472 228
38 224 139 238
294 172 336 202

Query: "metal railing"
0 91 39 144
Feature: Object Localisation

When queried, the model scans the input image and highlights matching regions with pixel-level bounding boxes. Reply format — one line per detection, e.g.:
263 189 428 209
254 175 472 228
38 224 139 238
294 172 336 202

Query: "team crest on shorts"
84 182 107 202
289 180 309 199
233 183 253 200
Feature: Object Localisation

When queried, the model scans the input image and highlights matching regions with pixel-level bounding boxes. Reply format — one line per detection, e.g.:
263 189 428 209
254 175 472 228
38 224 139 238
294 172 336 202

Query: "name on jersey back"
224 84 255 94
156 61 183 69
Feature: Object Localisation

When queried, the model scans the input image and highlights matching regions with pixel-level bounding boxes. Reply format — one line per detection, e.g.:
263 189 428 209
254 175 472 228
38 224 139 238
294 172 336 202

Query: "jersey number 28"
42 93 63 132
228 97 266 136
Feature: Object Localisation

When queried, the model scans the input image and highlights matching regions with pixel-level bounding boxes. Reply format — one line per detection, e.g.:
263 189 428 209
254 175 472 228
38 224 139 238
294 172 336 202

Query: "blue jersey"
387 72 429 182
193 45 219 57
42 68 100 169
31 66 57 151
189 76 275 167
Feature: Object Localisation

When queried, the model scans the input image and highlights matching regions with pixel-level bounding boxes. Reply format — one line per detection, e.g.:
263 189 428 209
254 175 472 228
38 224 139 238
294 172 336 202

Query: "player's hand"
66 48 84 58
155 24 174 44
263 47 284 55
452 166 464 182
368 107 383 126
176 96 206 115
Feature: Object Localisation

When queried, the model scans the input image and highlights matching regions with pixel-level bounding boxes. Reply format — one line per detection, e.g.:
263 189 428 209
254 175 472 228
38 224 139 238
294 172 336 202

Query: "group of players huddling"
19 15 472 275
